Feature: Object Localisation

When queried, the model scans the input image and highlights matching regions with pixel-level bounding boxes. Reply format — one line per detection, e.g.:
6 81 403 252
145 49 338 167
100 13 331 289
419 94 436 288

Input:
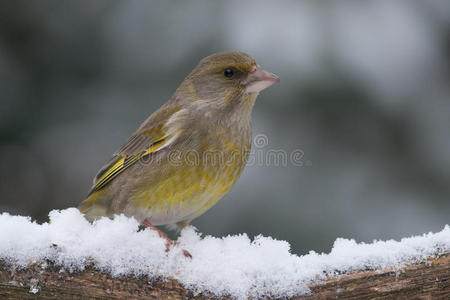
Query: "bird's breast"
127 126 251 225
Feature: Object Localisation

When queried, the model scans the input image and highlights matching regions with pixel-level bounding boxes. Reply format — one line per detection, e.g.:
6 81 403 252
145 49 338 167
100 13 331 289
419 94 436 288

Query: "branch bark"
0 255 449 299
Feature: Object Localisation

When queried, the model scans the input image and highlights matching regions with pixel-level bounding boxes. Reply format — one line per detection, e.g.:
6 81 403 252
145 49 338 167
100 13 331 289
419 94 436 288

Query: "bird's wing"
86 134 169 196
86 105 183 196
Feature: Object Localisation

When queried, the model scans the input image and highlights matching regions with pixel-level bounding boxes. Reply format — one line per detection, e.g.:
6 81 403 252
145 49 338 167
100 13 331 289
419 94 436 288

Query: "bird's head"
180 51 279 107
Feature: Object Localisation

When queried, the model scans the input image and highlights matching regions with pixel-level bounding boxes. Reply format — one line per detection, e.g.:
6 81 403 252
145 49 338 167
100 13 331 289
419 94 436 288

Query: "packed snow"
0 208 449 299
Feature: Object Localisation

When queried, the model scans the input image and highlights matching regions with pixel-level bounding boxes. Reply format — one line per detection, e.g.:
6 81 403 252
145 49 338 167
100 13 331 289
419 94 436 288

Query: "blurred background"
1 0 449 255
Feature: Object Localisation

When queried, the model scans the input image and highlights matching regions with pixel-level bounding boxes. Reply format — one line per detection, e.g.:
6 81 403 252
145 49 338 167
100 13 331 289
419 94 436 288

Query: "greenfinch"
78 51 279 240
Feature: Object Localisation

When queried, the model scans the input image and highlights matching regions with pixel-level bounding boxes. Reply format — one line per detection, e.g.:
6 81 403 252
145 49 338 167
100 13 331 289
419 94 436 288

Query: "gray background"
1 0 449 255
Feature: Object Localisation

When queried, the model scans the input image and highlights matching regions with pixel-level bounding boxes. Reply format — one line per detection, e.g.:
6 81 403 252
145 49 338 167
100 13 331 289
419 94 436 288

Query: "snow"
0 208 449 299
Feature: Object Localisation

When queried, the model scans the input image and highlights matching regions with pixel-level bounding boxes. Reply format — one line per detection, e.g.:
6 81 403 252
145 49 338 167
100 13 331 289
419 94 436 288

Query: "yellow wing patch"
87 135 168 196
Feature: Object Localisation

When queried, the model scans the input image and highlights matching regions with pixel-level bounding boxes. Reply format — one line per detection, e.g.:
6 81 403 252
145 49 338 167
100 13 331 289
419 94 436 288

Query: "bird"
78 51 279 252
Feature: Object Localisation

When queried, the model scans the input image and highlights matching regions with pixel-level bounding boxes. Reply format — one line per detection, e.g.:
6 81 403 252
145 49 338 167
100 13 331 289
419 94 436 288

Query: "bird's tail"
78 190 109 222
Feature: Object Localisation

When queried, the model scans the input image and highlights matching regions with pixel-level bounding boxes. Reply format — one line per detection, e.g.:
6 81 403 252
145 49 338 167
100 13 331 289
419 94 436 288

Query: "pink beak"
244 67 280 94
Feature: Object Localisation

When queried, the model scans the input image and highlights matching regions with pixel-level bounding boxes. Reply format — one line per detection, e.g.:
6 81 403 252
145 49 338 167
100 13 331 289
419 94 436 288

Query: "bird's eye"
223 68 234 78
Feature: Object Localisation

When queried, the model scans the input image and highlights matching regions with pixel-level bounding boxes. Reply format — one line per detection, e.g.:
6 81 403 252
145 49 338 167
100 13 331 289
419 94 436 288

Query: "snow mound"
0 208 449 299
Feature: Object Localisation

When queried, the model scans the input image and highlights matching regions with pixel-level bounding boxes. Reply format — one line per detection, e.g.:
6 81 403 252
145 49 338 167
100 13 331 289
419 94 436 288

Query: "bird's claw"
143 219 192 258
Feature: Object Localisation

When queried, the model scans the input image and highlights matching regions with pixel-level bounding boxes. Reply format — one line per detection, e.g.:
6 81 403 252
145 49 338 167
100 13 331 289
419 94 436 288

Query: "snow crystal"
0 208 449 299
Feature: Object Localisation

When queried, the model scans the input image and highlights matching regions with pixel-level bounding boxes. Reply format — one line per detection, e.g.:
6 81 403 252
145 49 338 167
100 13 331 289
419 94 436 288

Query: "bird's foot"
142 219 192 258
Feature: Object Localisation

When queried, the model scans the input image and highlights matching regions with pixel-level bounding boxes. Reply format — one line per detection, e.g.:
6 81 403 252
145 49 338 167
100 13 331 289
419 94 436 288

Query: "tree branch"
306 254 450 299
0 255 449 299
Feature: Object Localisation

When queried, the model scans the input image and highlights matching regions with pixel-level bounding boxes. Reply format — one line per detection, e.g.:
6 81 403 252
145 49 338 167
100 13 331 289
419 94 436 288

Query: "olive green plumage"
78 51 279 230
